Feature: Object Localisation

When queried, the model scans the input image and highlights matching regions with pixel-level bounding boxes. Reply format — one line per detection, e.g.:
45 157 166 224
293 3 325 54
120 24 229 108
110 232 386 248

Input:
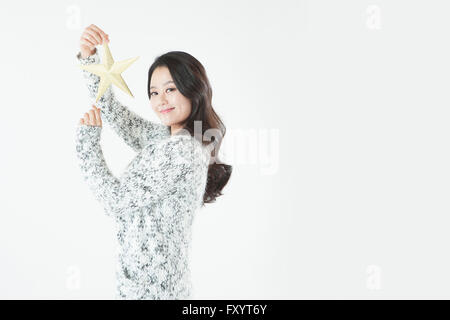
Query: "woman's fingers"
82 31 99 46
80 37 95 49
90 24 109 44
79 105 102 127
93 106 102 127
85 28 102 45
89 110 97 126
83 113 90 125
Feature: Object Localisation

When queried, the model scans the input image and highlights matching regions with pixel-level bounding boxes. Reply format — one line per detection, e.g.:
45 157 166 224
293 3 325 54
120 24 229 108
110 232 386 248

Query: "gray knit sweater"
74 51 210 300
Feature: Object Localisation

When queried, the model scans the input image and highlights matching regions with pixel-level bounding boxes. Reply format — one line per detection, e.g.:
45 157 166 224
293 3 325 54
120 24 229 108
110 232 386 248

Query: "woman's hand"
79 105 102 127
79 24 110 59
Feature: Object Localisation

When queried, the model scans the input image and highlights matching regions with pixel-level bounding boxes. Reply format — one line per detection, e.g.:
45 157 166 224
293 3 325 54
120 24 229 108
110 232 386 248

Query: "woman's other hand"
79 24 110 59
79 105 102 127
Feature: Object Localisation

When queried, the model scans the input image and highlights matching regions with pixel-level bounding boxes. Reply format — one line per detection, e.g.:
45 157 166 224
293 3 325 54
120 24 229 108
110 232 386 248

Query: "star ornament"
80 42 139 103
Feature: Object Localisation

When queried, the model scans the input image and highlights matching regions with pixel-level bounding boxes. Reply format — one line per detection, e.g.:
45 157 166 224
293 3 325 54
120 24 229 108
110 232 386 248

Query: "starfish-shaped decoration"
80 42 139 102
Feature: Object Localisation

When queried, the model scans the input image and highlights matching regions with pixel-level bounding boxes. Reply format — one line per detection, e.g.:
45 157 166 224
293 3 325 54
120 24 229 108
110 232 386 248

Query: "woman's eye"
150 88 175 96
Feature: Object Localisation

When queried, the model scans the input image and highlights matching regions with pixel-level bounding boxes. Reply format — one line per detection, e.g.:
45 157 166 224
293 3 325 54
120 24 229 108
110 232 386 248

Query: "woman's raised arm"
77 24 170 153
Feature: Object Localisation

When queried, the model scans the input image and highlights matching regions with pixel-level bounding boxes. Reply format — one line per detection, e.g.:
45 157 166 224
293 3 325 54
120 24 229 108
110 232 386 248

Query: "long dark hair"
147 51 232 205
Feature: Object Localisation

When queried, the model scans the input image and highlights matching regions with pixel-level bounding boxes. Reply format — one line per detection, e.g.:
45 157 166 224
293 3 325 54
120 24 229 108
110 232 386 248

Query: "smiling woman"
149 67 192 135
75 24 232 300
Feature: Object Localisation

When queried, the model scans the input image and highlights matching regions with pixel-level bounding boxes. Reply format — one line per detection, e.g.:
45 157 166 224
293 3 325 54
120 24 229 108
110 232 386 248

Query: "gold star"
80 42 139 103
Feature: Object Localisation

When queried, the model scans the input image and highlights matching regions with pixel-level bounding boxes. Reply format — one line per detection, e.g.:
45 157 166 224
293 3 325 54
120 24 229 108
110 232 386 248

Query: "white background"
0 0 449 299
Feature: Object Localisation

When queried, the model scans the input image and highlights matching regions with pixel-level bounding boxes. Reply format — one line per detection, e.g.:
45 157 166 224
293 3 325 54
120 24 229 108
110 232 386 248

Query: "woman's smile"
160 107 175 114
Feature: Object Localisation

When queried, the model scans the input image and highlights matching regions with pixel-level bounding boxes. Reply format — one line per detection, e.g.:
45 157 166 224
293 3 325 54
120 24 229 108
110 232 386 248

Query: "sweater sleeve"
76 124 203 218
75 124 121 217
76 49 171 153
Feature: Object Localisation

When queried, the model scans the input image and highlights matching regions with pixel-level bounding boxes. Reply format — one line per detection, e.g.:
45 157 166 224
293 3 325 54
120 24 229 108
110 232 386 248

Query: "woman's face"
149 66 192 134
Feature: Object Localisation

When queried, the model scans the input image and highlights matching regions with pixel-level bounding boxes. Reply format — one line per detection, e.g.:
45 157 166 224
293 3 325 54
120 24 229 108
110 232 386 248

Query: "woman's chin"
160 120 172 126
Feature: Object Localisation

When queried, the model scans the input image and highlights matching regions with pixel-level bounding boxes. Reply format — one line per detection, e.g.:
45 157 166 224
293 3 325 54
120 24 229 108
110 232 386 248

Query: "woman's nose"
158 92 168 104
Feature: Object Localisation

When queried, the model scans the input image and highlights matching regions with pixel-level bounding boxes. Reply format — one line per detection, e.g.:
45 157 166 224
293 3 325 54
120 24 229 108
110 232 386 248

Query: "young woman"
75 24 232 300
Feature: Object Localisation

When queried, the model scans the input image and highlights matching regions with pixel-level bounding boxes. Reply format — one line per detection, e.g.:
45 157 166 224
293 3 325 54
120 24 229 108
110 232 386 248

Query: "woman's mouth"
160 107 175 114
